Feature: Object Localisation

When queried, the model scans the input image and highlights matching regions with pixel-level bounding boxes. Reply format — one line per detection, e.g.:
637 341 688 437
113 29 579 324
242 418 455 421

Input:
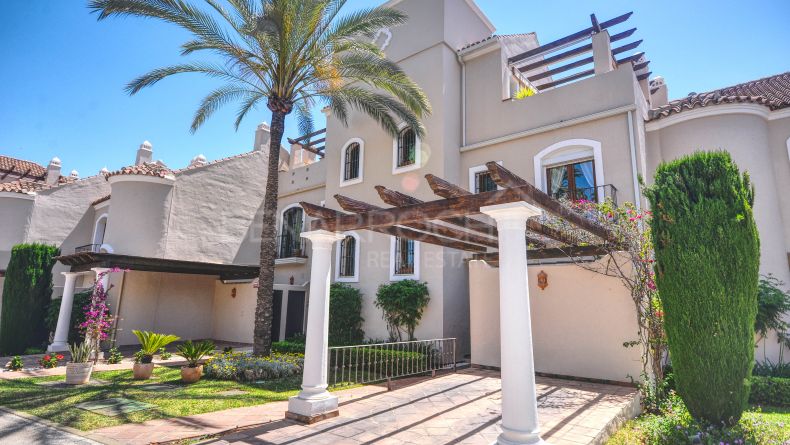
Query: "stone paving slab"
90 369 638 445
76 398 156 417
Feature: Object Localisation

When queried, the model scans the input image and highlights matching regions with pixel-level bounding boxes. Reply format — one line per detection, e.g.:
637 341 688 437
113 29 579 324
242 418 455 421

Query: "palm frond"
191 85 250 133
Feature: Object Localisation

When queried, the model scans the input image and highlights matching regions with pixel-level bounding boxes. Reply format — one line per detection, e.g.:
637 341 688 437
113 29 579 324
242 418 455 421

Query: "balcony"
74 244 101 254
550 184 618 206
276 233 307 265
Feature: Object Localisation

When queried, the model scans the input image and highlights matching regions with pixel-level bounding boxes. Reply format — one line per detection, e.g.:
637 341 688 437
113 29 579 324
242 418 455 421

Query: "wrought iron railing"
277 233 305 259
551 184 618 205
75 244 101 254
328 338 456 389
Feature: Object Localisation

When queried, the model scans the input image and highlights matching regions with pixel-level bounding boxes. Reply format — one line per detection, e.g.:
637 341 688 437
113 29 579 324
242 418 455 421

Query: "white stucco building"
1 0 789 386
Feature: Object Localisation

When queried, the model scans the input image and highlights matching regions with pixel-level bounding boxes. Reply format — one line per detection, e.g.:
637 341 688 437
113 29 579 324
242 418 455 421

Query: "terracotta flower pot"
133 362 154 380
181 365 203 383
66 362 93 385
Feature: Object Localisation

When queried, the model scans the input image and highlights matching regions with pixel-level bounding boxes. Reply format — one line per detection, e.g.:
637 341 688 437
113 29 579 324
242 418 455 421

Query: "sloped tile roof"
457 33 537 53
0 179 46 194
0 155 46 179
106 162 173 179
649 71 790 120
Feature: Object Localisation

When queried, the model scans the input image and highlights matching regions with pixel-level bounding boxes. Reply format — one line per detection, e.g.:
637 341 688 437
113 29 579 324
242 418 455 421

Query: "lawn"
607 401 790 445
0 366 303 431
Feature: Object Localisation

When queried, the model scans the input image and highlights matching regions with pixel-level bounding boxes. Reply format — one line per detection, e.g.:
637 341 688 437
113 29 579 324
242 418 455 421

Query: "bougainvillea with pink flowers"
79 267 122 364
547 198 666 411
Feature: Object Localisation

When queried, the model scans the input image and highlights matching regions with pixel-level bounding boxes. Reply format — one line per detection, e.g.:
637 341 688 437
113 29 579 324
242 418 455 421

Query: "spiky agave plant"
89 0 431 356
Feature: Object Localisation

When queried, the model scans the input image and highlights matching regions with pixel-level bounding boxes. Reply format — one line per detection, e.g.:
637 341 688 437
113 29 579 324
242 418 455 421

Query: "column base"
48 342 69 353
495 429 549 445
286 393 339 424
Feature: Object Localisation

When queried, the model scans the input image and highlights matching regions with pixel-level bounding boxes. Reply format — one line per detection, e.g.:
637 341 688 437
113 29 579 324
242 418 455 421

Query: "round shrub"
329 283 364 346
375 280 430 341
646 151 760 424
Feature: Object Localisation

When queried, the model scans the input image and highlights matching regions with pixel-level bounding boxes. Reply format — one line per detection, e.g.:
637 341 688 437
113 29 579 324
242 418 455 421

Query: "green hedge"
45 290 92 344
749 376 790 407
272 340 305 354
0 244 60 355
329 283 364 346
646 151 760 424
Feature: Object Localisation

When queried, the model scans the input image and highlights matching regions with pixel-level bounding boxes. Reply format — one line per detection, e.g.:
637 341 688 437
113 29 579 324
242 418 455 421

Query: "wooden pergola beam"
473 244 609 263
334 194 500 248
300 202 488 253
288 128 326 145
425 174 578 246
485 162 617 244
375 185 499 237
517 28 636 73
508 12 633 65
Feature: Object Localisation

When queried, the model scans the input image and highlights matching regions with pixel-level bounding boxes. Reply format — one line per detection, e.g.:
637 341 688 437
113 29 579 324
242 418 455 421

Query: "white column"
287 229 345 422
48 272 80 352
481 202 548 445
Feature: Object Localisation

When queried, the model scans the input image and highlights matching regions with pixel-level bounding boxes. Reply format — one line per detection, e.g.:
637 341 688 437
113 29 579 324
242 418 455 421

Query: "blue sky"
1 0 788 176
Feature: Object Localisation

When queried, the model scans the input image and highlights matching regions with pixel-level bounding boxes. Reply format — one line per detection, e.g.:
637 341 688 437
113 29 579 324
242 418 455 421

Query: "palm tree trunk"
253 110 287 356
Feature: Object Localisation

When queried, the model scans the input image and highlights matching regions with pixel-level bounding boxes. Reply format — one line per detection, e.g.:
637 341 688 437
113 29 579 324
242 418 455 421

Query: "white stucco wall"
113 271 215 346
211 281 256 343
469 260 644 383
0 194 34 269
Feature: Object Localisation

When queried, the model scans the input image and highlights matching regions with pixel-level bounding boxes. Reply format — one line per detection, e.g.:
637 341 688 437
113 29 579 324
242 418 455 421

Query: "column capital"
481 201 542 223
301 230 345 247
60 271 81 278
90 267 112 274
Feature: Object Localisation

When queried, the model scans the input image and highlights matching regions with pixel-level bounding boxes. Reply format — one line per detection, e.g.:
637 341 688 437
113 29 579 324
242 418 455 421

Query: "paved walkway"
90 369 639 445
0 409 99 445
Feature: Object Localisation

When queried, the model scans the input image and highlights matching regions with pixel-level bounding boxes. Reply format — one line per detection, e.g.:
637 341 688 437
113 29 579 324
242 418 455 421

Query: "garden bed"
0 365 303 431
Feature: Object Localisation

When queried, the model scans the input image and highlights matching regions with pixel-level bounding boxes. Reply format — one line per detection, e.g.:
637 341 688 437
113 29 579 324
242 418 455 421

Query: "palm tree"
89 0 430 355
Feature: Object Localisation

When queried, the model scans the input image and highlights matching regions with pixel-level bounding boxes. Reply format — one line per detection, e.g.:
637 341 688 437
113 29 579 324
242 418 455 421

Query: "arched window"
389 236 419 280
335 232 360 282
534 139 605 203
279 206 305 258
92 214 108 248
397 127 416 167
392 125 421 173
340 138 364 186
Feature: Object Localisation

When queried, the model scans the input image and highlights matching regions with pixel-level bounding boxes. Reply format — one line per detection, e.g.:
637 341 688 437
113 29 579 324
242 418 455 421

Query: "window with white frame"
534 139 605 203
468 162 502 193
335 232 360 282
546 159 597 202
392 125 421 173
340 138 364 186
278 205 305 258
390 236 419 280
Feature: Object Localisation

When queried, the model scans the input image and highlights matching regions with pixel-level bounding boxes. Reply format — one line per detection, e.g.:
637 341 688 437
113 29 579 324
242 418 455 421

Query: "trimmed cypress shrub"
0 243 60 355
646 151 760 424
329 283 365 346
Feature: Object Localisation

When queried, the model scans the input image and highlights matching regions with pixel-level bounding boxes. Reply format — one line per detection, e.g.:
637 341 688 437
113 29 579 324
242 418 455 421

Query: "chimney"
650 76 668 107
69 170 79 179
254 122 271 151
136 141 153 165
45 157 61 185
189 154 207 167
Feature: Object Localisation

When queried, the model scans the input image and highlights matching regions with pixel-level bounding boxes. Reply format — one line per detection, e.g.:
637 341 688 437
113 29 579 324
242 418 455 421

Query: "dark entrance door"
271 290 283 342
284 290 306 339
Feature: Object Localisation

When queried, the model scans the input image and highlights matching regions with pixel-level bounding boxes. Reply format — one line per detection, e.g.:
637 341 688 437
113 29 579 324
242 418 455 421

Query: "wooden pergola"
298 161 617 265
288 162 621 443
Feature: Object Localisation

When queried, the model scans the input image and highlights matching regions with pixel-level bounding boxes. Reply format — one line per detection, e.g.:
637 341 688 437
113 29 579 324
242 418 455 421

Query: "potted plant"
132 330 179 380
176 340 214 383
66 341 93 385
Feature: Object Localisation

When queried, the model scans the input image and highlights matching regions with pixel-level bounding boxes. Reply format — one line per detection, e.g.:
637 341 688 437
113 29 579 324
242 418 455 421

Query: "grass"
0 366 303 431
607 395 790 445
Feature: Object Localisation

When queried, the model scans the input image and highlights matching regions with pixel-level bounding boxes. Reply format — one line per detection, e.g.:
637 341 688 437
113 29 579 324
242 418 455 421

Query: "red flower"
43 355 51 360
56 354 64 360
655 311 664 318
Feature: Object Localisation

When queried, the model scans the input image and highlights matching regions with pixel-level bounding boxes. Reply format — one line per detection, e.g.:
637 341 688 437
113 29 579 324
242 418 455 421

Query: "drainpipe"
457 52 466 147
627 110 642 213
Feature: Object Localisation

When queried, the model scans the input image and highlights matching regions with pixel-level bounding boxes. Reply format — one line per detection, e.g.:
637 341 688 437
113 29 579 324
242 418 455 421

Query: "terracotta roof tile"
649 71 790 120
457 33 536 53
0 179 46 194
106 162 174 179
0 155 46 179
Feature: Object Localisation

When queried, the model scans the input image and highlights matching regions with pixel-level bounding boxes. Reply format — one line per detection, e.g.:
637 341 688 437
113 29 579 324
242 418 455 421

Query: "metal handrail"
328 338 457 390
277 233 305 259
551 183 618 205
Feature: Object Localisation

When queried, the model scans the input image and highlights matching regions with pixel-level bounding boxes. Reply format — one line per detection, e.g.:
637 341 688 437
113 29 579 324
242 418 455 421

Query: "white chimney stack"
45 157 61 185
254 122 271 151
189 154 207 167
69 170 79 179
136 141 153 165
649 76 669 108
